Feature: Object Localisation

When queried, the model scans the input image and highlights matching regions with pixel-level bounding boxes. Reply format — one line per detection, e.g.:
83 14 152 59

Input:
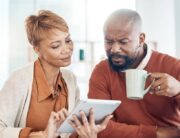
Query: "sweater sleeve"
161 55 180 109
0 72 28 138
174 94 180 110
88 62 157 138
88 87 157 138
98 120 157 138
19 127 33 138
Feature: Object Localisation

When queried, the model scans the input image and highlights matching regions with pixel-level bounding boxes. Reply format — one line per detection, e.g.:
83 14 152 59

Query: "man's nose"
110 42 122 53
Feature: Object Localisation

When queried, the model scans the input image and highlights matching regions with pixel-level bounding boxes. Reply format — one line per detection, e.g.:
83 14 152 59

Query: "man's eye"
120 41 128 45
105 41 113 45
120 40 129 45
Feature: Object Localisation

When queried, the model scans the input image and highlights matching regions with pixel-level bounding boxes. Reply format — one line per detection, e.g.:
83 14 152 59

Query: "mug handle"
143 73 154 95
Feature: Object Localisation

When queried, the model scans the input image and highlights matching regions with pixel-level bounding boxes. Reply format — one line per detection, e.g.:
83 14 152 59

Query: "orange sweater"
88 51 180 138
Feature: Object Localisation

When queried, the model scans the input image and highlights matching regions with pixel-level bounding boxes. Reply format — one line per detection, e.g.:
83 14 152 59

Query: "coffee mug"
125 69 152 100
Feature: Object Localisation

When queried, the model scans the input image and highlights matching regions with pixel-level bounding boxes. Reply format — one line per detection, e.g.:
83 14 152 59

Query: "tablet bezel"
57 99 121 133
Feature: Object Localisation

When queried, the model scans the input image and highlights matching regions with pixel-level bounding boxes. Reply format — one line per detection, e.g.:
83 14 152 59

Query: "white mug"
125 69 152 100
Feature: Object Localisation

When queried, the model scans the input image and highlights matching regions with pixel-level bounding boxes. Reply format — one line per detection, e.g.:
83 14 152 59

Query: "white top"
0 63 80 138
137 45 152 69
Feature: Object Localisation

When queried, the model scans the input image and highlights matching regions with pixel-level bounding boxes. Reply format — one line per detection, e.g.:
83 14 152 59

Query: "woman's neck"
39 59 60 87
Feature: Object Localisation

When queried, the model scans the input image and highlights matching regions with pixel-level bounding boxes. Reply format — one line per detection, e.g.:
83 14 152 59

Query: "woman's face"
34 29 73 68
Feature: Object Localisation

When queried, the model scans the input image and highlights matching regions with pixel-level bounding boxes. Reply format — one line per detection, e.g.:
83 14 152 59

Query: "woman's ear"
139 33 145 46
33 46 40 54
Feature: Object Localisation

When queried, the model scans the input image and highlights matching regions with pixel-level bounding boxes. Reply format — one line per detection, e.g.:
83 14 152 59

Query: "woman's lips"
61 56 71 61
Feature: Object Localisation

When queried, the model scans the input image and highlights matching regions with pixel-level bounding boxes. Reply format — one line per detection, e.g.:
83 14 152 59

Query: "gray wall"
0 0 9 88
136 0 177 57
175 0 180 58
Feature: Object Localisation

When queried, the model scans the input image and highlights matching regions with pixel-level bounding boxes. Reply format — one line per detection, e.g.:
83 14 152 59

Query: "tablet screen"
57 99 121 133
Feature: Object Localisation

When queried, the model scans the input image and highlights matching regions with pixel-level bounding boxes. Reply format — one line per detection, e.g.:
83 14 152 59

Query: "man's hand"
150 73 180 97
156 127 180 138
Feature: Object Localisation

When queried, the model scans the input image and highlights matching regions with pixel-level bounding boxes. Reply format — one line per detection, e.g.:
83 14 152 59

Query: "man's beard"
108 53 135 72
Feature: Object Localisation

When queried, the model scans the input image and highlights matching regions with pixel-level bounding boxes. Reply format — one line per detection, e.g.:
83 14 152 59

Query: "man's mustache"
109 53 127 59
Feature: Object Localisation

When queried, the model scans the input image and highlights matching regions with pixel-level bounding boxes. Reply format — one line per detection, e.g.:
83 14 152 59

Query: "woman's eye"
52 45 59 49
66 39 72 43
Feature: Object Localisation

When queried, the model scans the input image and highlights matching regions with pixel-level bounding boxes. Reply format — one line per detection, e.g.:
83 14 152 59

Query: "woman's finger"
54 132 60 138
72 114 82 128
68 119 81 134
59 111 66 121
61 108 69 117
56 110 67 127
49 111 58 123
56 108 69 120
80 110 89 127
50 111 56 118
99 115 113 131
89 108 95 126
70 132 78 138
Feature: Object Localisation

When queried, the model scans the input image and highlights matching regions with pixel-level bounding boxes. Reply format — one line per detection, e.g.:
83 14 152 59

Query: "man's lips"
111 57 125 64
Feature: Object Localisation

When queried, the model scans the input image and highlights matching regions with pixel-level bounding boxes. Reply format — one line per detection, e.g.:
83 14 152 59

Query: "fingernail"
108 115 113 118
149 91 153 94
67 119 71 123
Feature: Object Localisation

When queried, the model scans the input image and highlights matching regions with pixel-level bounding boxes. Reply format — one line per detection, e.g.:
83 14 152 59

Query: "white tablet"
57 99 121 133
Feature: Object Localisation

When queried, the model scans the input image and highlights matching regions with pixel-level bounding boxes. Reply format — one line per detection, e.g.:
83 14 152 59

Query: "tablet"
57 99 121 133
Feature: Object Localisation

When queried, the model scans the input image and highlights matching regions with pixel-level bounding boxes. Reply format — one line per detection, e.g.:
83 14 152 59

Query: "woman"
0 10 112 138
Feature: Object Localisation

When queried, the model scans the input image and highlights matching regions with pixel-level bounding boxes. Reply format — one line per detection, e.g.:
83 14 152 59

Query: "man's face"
104 23 140 72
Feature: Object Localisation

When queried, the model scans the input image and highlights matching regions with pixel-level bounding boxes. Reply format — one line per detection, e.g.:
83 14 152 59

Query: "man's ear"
139 33 145 46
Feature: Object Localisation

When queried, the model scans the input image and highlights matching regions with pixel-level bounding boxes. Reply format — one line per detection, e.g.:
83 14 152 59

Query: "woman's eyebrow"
65 34 71 39
50 41 61 45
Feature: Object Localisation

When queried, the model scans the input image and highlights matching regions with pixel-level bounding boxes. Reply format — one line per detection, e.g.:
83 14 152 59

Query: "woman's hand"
44 108 69 138
68 108 113 138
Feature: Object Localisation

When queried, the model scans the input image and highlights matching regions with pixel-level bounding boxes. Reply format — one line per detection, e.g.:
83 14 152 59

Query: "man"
88 9 180 138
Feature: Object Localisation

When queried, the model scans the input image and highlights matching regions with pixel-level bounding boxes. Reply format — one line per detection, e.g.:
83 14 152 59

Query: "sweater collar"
136 44 152 69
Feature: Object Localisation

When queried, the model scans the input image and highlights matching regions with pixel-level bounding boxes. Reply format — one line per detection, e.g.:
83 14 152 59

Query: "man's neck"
131 45 147 69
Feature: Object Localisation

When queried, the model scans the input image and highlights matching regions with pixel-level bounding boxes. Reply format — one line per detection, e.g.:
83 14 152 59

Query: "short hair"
25 10 69 46
104 9 142 33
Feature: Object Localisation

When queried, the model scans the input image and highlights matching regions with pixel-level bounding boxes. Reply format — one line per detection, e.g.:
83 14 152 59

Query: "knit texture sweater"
88 51 180 138
0 62 80 138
